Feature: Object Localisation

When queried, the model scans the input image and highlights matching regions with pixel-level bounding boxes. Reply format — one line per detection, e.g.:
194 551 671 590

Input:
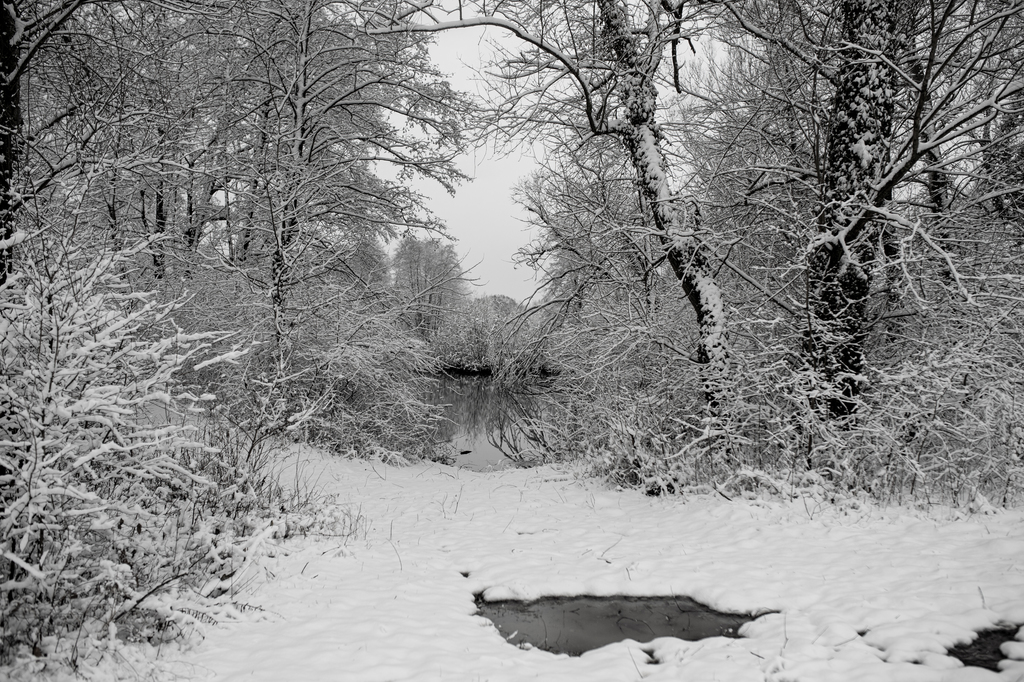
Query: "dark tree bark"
153 179 167 278
0 5 21 287
988 106 1024 225
0 0 94 285
805 0 898 418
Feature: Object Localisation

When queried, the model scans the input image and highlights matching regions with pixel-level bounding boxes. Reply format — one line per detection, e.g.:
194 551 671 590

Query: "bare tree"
391 234 468 339
204 0 466 355
711 0 1024 418
0 0 100 284
374 0 732 408
515 143 662 326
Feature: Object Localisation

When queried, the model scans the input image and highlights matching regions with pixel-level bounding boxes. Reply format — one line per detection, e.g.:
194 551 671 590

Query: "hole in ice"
474 594 759 656
459 571 470 578
947 626 1020 671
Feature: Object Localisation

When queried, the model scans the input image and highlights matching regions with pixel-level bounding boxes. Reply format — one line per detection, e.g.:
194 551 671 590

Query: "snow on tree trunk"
0 4 20 288
806 0 897 418
597 0 729 406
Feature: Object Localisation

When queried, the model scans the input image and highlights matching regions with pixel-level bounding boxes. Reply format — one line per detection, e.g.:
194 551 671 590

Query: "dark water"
946 626 1020 671
475 595 756 656
426 375 550 471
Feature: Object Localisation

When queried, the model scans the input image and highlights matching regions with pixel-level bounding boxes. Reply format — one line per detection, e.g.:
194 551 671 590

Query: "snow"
851 137 873 168
192 348 249 371
0 229 26 250
31 447 1024 681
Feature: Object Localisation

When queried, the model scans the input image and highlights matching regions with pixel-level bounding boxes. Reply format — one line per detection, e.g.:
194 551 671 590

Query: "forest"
2 0 1024 673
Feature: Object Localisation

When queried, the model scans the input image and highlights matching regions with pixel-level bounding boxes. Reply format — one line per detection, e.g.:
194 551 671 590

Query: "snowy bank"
27 447 1022 681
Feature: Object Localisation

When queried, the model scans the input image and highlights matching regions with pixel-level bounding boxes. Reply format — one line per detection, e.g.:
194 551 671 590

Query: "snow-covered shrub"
430 301 494 372
700 324 1024 506
303 321 443 457
0 242 276 662
520 291 1024 506
525 312 733 493
852 345 1024 505
174 268 444 460
563 383 739 495
429 294 537 375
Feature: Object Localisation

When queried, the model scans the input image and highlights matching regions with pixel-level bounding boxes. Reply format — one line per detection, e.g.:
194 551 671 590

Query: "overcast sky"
411 28 543 302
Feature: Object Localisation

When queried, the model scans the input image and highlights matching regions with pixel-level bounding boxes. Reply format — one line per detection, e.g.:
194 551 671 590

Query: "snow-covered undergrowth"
48 445 1018 682
0 245 291 676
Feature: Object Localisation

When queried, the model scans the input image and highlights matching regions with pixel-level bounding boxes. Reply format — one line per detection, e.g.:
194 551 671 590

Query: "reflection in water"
475 594 755 656
426 375 550 471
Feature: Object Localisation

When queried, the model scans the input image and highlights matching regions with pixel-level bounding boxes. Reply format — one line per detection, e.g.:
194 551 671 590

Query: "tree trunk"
271 200 299 354
0 5 21 287
598 0 729 406
153 178 167 278
184 174 217 252
988 106 1024 224
805 0 897 418
0 0 16 570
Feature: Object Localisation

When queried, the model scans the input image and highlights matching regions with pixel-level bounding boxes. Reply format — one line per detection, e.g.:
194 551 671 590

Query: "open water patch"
425 374 552 471
474 594 758 656
947 626 1021 671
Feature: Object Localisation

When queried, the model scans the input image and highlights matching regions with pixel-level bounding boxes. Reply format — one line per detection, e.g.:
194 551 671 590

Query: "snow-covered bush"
429 295 536 375
174 268 444 460
850 346 1024 505
0 241 276 663
528 312 732 494
301 318 443 457
430 302 495 372
676 328 1024 505
523 292 1024 505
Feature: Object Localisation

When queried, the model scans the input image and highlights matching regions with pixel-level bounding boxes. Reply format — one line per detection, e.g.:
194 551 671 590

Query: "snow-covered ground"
164 448 1024 682
37 447 1024 681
